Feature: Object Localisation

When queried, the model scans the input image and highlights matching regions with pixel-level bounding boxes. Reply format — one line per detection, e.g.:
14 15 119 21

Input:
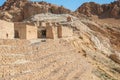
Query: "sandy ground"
0 39 97 80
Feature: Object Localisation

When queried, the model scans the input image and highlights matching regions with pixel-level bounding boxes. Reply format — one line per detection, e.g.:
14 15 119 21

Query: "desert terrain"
0 0 120 80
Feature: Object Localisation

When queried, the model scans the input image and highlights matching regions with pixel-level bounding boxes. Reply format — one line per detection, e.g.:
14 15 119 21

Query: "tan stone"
46 26 54 39
38 22 73 39
0 20 14 39
14 23 37 40
57 26 73 38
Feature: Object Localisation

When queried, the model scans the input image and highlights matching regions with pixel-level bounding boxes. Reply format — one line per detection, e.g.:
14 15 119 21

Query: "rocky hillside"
0 0 120 80
0 39 98 80
0 0 27 10
76 1 120 18
0 0 71 21
0 17 120 80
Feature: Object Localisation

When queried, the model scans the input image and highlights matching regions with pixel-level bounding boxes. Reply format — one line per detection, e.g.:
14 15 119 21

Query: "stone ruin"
14 22 37 40
36 21 73 39
0 20 14 39
0 20 37 40
0 20 73 40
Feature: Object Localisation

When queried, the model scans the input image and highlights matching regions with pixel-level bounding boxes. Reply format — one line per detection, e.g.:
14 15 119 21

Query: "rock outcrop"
0 0 71 21
1 0 120 21
109 53 120 64
0 0 28 10
76 1 120 18
23 1 71 19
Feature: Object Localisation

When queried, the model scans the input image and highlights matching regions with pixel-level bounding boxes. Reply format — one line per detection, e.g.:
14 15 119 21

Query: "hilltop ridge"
0 0 71 21
0 0 120 21
76 1 120 18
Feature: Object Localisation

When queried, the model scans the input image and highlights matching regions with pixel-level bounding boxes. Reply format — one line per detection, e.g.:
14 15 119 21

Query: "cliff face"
76 1 120 18
0 0 71 22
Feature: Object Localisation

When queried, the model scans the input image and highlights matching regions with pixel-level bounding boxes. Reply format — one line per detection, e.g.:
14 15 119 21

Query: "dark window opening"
41 30 46 38
15 30 20 38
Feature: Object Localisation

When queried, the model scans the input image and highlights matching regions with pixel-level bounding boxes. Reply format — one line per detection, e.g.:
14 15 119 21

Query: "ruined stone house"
0 19 73 40
14 23 37 39
37 21 73 39
0 20 14 39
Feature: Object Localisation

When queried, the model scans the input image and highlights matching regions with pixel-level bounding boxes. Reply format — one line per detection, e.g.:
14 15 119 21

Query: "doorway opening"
41 30 46 38
14 30 20 38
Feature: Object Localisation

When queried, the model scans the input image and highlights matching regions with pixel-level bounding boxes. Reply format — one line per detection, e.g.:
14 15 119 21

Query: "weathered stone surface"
14 23 38 40
109 53 120 64
0 0 28 10
0 20 14 39
0 0 71 22
23 2 70 19
0 0 120 80
76 2 103 17
76 1 120 18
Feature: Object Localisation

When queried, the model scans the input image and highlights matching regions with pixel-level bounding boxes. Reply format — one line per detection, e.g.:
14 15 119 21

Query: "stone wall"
46 26 54 39
14 23 37 40
57 26 62 38
35 21 73 39
53 27 58 39
58 26 73 38
26 25 37 40
0 20 14 39
14 23 26 39
46 25 73 39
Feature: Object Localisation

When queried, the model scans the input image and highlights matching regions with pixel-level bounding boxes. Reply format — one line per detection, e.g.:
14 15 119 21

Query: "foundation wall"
0 20 14 39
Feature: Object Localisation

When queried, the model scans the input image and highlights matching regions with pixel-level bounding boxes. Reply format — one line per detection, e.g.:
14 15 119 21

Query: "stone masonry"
0 20 14 39
37 21 73 39
14 23 37 40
